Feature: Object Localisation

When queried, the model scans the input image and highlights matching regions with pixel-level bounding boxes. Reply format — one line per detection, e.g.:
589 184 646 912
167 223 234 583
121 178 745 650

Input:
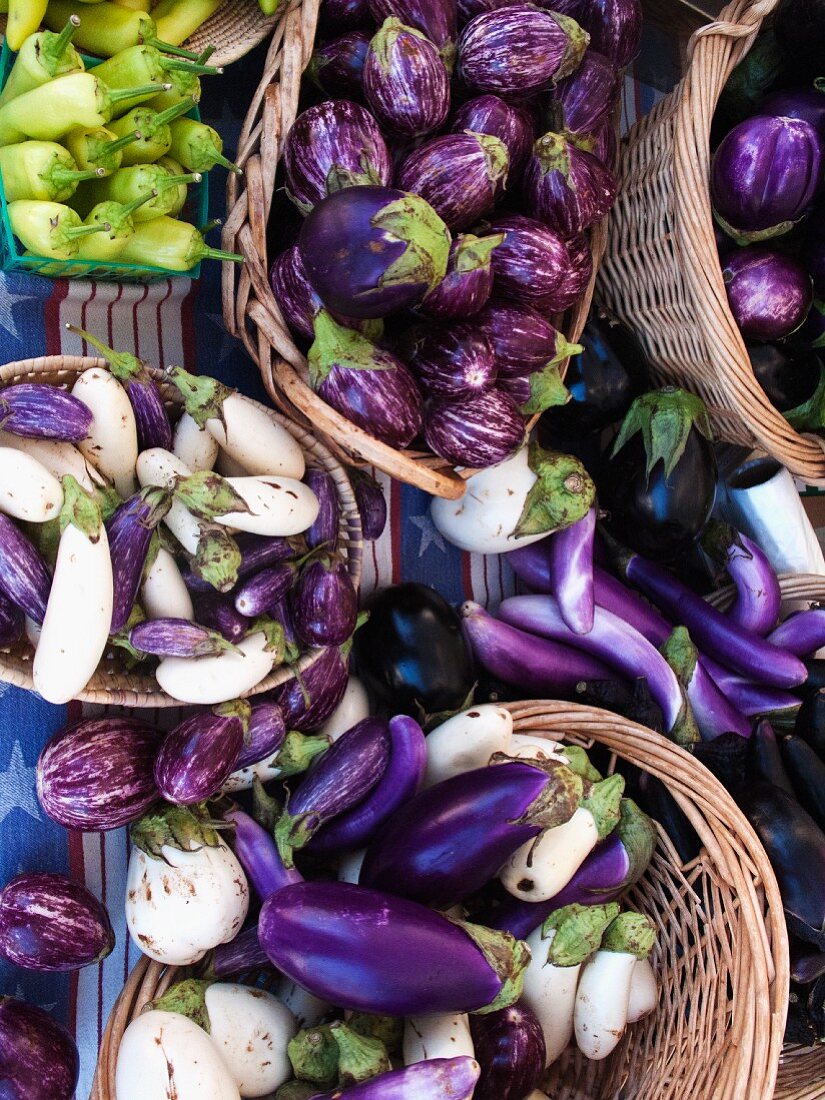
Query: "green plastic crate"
0 41 209 282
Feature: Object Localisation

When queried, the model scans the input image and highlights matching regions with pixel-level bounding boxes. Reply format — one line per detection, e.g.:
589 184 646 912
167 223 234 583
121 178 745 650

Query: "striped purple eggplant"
154 703 247 805
418 233 501 320
0 383 91 443
129 617 238 658
547 507 596 634
0 589 23 646
107 487 171 634
457 6 588 97
284 101 393 215
350 468 387 541
183 533 300 594
309 31 370 99
555 231 594 310
451 94 535 173
470 1004 545 1100
400 322 498 398
268 594 299 651
547 50 618 137
36 716 162 831
235 701 287 770
361 757 583 906
524 131 617 235
259 881 530 1015
424 389 525 467
397 131 509 231
225 808 302 900
308 714 427 853
0 514 51 624
293 554 358 647
306 1057 481 1099
209 924 270 979
575 0 642 67
304 468 340 550
0 998 78 1100
490 214 577 313
369 0 457 63
587 114 619 170
0 872 113 972
459 0 521 17
270 244 326 341
364 18 451 138
193 592 249 643
475 300 581 380
269 643 350 730
234 562 298 618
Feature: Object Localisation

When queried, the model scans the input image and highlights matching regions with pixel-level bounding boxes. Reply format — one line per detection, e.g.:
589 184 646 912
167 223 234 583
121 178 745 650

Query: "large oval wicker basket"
91 698 788 1100
596 0 825 484
220 0 609 500
0 354 362 707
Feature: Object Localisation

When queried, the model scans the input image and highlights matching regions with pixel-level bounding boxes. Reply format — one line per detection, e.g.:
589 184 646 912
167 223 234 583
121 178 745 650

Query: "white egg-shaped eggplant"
505 733 568 763
174 412 219 472
0 448 63 522
215 476 319 537
205 983 295 1097
72 367 138 498
403 1013 474 1066
626 957 658 1023
423 704 513 787
0 430 103 492
142 547 194 621
320 677 371 742
155 631 276 705
275 977 330 1030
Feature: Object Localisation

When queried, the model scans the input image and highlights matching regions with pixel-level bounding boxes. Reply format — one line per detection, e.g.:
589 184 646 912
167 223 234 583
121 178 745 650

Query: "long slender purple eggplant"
547 506 596 634
268 593 299 651
710 674 799 718
304 468 340 550
0 589 23 646
225 808 302 900
364 18 451 138
268 643 350 731
418 232 500 320
0 872 113 972
107 487 171 634
0 514 51 624
321 0 371 32
0 997 78 1100
234 562 298 618
308 715 427 854
183 532 299 594
451 94 535 173
259 881 530 1015
235 702 287 771
154 702 248 805
192 592 249 643
36 716 162 831
769 609 825 657
470 1003 545 1100
306 1057 481 1099
592 566 670 643
360 757 584 907
276 717 390 863
350 468 387 540
208 924 270 979
293 554 358 648
0 382 91 443
661 627 753 739
129 617 238 658
704 525 780 635
523 130 616 235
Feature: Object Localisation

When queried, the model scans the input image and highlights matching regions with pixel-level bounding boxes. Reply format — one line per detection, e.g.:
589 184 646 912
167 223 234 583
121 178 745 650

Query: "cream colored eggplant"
0 447 63 522
626 957 658 1023
276 978 330 1030
203 984 296 1097
136 447 200 553
403 1013 474 1066
155 631 276 704
72 366 138 497
141 546 194 620
0 430 104 492
213 476 319 537
320 676 371 742
423 704 513 786
504 733 568 764
204 396 305 479
173 412 219 472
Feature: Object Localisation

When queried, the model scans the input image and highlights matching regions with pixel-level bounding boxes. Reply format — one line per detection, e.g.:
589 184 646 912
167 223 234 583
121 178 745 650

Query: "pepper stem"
199 218 222 235
197 46 216 64
211 150 244 174
65 323 143 380
42 16 81 70
149 37 203 61
154 171 202 192
102 130 144 155
161 57 224 77
51 166 106 186
108 83 172 105
152 96 199 127
200 245 244 263
61 222 111 240
120 188 159 217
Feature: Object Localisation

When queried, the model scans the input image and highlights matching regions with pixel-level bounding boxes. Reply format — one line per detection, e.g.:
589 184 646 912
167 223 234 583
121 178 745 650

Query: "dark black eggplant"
354 583 474 717
750 719 794 796
795 689 825 759
470 1003 545 1100
630 770 700 865
782 733 825 829
748 342 824 410
774 0 825 85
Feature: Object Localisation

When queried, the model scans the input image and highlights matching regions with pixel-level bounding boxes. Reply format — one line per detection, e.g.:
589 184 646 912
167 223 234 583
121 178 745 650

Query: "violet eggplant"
259 881 530 1015
457 6 588 97
0 514 51 624
0 872 113 972
0 587 22 645
129 617 238 658
703 524 780 635
283 101 393 215
397 131 509 231
470 1003 545 1100
225 808 302 900
791 943 825 984
545 50 619 137
270 244 326 342
458 0 522 17
553 230 594 310
574 0 643 67
308 714 427 853
364 18 451 138
760 86 825 142
305 1057 481 1099
234 562 298 619
0 382 92 443
350 468 387 540
702 660 799 720
0 997 78 1100
183 532 300 594
782 733 825 829
489 214 577 313
106 487 171 634
269 642 350 731
711 115 821 243
208 924 270 980
360 757 583 906
417 232 500 319
523 131 617 236
658 629 753 740
193 592 249 644
235 701 287 771
368 0 457 64
36 715 161 831
154 702 248 805
309 31 370 99
547 506 596 634
770 608 825 656
796 689 825 759
399 322 498 398
451 94 535 172
723 247 812 340
276 717 390 861
304 468 340 551
585 113 619 170
424 388 526 469
293 554 358 648
474 300 582 381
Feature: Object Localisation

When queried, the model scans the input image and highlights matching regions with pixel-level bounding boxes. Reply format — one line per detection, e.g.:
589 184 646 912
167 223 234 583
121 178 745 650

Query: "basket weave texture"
596 0 825 483
92 698 788 1100
220 0 608 500
0 354 362 708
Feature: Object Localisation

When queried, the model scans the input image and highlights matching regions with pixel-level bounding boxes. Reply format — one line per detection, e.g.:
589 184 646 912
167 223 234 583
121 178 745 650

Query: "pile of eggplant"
267 0 641 468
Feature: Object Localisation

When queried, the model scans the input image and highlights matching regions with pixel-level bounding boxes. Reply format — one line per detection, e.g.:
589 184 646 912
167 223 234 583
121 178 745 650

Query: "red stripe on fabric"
123 827 131 985
108 284 124 351
79 281 98 354
390 480 402 585
132 284 149 359
155 281 175 373
44 281 71 356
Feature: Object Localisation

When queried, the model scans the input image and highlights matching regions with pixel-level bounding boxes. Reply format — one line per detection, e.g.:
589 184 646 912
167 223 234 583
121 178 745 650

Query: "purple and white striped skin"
587 114 619 171
364 19 451 138
209 924 270 979
0 589 23 646
304 468 340 551
0 873 113 972
258 881 530 1016
424 389 525 467
36 716 162 831
722 248 812 341
0 997 78 1100
283 101 393 215
702 660 800 718
769 608 825 656
234 563 297 618
547 506 596 634
451 95 535 173
555 231 594 310
0 514 51 624
547 50 618 137
129 618 237 658
350 468 387 540
307 1057 481 1099
309 31 370 99
107 488 171 634
523 131 617 236
418 233 500 320
225 809 302 900
270 244 325 341
308 714 427 853
360 757 583 907
269 644 350 731
268 593 299 650
0 383 92 443
470 1003 545 1100
396 131 509 231
183 533 299 594
718 531 780 634
574 0 642 67
154 707 246 805
457 6 589 98
235 702 287 771
368 0 458 60
474 300 576 379
192 593 249 643
459 0 520 19
400 322 498 398
489 214 576 312
293 555 358 647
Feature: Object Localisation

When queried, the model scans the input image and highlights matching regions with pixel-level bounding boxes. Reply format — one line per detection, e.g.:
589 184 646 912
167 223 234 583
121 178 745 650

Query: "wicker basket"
596 0 825 484
220 0 609 500
0 354 362 707
92 698 788 1100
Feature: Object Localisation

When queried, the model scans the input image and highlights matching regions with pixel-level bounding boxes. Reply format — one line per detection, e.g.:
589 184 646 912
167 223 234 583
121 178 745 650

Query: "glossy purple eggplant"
397 131 509 231
556 231 594 310
546 50 618 136
0 872 113 972
225 808 302 900
269 643 350 731
154 705 246 805
418 233 500 319
400 321 498 397
0 382 91 442
723 247 812 340
368 0 457 62
523 131 617 235
360 757 583 906
304 468 340 551
0 514 50 624
424 388 525 467
770 608 825 656
451 94 535 172
269 593 299 649
307 1057 481 1099
475 300 581 379
36 716 161 831
309 31 370 99
546 506 596 634
193 592 249 643
457 6 588 97
490 213 578 315
704 662 800 719
270 244 325 341
107 487 171 634
706 526 780 634
470 1003 545 1100
283 101 393 215
234 562 297 618
293 554 358 647
458 0 520 18
209 924 270 979
234 702 287 771
350 468 387 540
259 881 530 1015
0 997 78 1100
760 87 825 142
574 0 642 67
0 589 23 645
184 533 299 596
364 18 451 137
586 113 619 170
129 617 237 658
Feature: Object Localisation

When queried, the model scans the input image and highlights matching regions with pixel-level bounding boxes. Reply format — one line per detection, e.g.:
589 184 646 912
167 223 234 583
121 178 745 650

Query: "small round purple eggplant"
37 716 162 831
304 468 340 550
0 873 114 972
0 998 78 1100
368 0 457 64
299 185 451 319
107 487 171 634
235 562 298 618
0 514 51 625
293 554 358 648
283 100 393 216
399 322 498 397
546 49 618 136
0 589 23 646
320 0 371 33
193 592 249 643
523 130 617 235
235 701 287 771
308 1058 481 1099
0 383 92 443
129 617 238 658
470 1003 546 1100
350 468 387 540
451 94 535 173
424 389 525 467
268 643 350 731
397 130 509 231
475 299 580 378
364 18 451 138
457 5 588 98
418 232 502 320
723 247 812 340
490 213 575 312
574 0 642 67
154 704 246 805
309 31 371 99
760 87 825 143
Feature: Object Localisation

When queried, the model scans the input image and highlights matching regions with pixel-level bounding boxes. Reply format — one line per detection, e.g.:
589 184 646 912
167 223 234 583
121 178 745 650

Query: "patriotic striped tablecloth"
0 33 672 1098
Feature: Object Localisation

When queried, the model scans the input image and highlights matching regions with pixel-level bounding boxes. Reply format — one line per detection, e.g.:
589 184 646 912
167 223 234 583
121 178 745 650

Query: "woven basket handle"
686 0 779 61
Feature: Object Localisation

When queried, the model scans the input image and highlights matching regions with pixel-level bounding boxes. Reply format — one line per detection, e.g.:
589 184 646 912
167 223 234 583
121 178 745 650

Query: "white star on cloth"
409 513 447 557
0 279 31 341
0 741 41 826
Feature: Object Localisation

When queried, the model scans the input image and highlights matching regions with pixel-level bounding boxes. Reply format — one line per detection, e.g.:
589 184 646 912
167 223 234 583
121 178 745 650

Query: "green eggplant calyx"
670 693 701 749
275 731 330 778
192 524 241 593
561 745 602 782
373 193 451 294
601 911 657 957
214 698 251 730
288 1025 339 1086
455 920 530 1014
251 777 281 832
111 602 147 664
346 1013 404 1054
151 978 213 1032
59 474 103 540
714 208 797 247
329 1021 391 1086
249 615 286 659
274 810 314 868
512 443 596 538
466 130 509 186
175 470 250 520
166 363 233 428
660 625 699 687
550 11 590 79
519 361 572 416
611 387 714 481
785 362 825 430
451 231 505 274
370 18 430 77
542 902 621 967
308 310 396 389
699 519 744 574
532 131 572 179
616 798 658 884
582 773 625 838
489 753 583 828
130 802 223 859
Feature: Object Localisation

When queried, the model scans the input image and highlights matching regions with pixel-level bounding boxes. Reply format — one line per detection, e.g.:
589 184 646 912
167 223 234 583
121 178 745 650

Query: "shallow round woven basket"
91 698 788 1100
220 0 609 500
0 354 362 707
596 0 825 484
